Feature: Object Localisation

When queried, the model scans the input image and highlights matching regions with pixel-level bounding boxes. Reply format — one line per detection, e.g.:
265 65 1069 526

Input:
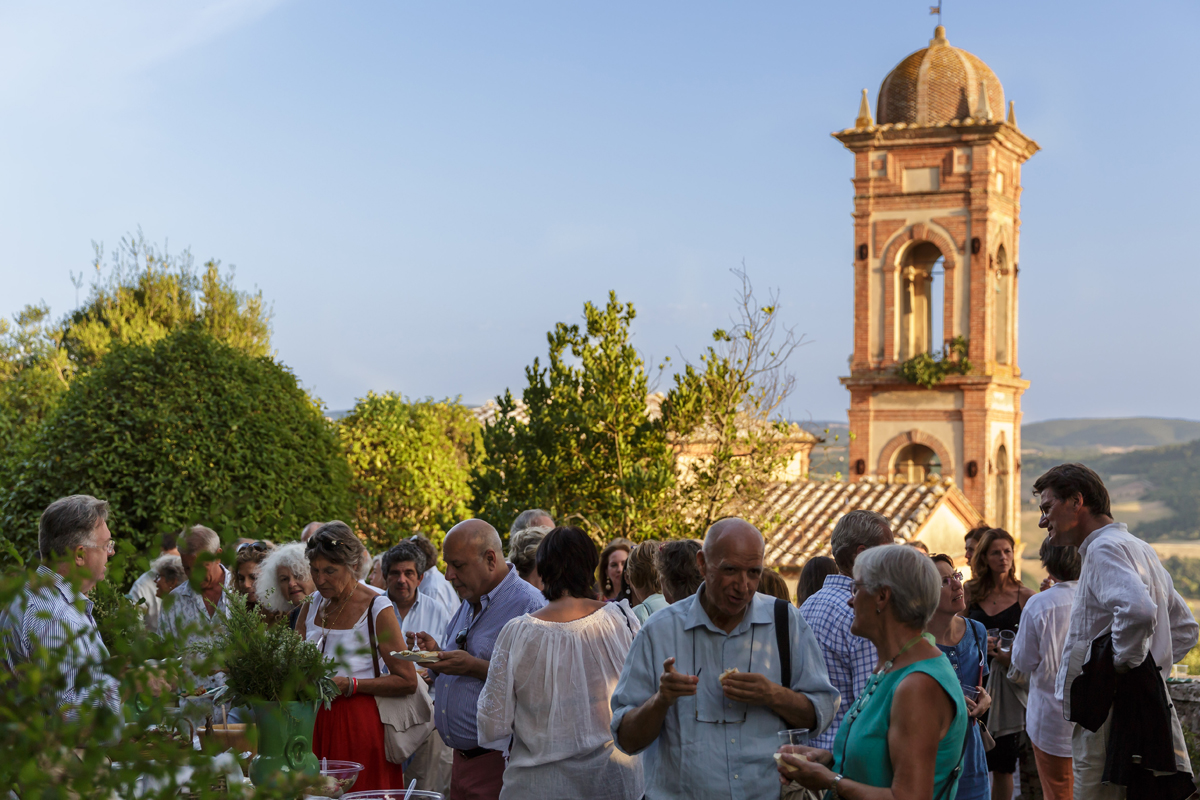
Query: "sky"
1 0 1198 423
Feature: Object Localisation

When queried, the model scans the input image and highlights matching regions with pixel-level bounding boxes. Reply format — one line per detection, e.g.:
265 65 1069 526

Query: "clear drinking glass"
778 728 811 748
961 685 980 702
999 630 1015 653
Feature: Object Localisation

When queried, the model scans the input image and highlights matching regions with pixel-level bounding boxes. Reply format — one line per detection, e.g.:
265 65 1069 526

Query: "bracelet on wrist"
830 773 844 797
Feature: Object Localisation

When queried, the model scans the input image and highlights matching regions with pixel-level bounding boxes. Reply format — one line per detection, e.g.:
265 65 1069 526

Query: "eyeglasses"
80 541 116 555
238 541 270 553
941 571 964 587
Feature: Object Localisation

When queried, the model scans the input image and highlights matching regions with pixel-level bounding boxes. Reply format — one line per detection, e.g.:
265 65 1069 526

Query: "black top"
967 599 1022 634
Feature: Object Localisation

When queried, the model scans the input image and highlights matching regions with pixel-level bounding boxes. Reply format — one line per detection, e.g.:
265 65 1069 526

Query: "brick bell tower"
835 26 1039 536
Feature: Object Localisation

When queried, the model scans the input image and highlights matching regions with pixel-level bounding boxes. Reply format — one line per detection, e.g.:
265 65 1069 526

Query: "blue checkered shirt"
799 573 877 749
1 566 122 722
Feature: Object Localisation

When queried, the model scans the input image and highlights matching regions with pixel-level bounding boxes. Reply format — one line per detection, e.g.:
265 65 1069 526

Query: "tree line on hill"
0 233 810 566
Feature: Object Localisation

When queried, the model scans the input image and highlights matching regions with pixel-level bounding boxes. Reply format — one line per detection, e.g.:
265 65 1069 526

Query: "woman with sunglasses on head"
927 554 992 800
296 521 419 791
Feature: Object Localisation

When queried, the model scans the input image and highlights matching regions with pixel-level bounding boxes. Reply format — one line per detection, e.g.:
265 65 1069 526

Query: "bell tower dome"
834 26 1039 536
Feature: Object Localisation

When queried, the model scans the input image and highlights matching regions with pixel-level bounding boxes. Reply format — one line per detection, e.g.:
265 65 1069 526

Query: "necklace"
317 584 354 653
835 632 935 770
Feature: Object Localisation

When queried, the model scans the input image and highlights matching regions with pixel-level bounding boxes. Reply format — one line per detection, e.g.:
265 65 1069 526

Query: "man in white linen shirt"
611 517 838 800
1034 463 1199 798
383 540 453 796
126 530 180 633
1010 537 1081 800
411 533 464 615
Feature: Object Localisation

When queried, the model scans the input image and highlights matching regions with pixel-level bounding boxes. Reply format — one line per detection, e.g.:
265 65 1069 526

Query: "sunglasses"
305 531 342 550
237 541 270 553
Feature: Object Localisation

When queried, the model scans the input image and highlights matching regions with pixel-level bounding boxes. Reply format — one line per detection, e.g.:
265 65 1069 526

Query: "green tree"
472 293 676 542
0 304 73 470
0 326 350 561
63 231 271 368
661 267 807 534
339 392 481 551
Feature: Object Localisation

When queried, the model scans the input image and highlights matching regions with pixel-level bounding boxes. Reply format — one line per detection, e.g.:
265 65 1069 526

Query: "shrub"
0 326 351 562
339 392 480 551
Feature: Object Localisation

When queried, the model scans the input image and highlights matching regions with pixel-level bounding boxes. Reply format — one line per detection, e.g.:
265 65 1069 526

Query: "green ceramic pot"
248 701 320 786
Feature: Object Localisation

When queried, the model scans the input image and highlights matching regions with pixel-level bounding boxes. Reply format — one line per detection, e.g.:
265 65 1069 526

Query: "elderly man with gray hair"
799 509 894 749
610 517 837 800
2 495 122 727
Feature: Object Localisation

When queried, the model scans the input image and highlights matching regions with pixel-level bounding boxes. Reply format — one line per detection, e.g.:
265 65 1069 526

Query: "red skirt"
313 693 405 791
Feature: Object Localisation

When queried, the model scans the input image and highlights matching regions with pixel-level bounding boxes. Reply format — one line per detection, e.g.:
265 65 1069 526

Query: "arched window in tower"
994 444 1010 530
892 443 941 484
898 242 946 360
994 246 1011 364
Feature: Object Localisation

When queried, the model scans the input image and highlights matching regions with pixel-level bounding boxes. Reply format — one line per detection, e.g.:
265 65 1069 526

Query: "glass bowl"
306 760 365 799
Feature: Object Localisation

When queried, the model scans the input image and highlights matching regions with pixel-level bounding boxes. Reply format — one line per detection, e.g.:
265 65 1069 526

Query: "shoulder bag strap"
774 598 792 688
365 597 382 679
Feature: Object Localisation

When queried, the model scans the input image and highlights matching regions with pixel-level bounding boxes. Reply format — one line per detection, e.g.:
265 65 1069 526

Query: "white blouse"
477 603 644 800
304 594 393 680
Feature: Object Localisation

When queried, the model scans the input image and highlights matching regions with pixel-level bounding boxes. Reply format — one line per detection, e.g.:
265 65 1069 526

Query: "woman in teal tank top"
777 545 968 799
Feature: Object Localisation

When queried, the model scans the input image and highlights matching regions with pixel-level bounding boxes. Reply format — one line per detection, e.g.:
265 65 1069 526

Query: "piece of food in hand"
774 752 809 763
391 649 440 660
719 667 740 681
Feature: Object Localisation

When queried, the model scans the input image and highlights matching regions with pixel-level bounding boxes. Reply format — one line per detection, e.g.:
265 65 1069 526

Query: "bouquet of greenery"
207 590 339 709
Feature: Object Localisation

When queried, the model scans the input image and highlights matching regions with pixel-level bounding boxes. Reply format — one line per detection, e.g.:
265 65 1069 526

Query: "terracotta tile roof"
759 477 973 570
877 26 1004 127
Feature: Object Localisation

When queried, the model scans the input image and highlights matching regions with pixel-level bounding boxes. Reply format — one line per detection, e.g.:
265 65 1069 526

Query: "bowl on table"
304 760 366 799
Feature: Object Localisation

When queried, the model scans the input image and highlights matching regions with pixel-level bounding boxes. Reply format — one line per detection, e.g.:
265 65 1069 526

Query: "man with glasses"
1 495 122 727
611 517 837 800
406 519 545 800
799 509 894 750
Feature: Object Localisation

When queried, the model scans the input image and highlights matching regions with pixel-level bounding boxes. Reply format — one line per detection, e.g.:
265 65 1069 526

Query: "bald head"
703 518 765 559
442 519 508 606
698 518 765 623
445 519 503 558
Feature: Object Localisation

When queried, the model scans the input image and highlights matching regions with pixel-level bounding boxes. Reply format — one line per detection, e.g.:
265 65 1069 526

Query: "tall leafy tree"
661 267 808 535
339 392 481 551
472 293 676 542
0 327 350 562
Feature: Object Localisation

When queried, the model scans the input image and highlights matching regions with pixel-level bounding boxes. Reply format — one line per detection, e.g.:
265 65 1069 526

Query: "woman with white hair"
258 542 317 627
777 545 969 800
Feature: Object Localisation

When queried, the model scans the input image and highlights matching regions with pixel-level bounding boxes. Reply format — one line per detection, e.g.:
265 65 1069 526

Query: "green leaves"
472 292 676 543
0 327 351 560
338 392 481 552
898 336 972 388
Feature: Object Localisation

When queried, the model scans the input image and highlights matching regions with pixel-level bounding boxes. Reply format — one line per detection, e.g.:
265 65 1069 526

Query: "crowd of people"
3 461 1199 800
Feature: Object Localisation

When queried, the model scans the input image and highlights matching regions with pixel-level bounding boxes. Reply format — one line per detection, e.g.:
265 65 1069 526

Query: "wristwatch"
830 773 845 797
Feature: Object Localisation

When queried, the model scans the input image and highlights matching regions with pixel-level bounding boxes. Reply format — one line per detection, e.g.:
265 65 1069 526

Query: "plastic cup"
962 685 980 701
999 630 1015 653
1173 664 1190 679
777 728 811 747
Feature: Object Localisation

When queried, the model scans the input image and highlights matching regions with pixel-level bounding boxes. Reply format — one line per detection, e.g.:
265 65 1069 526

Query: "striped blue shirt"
432 564 546 750
1 566 122 721
799 573 877 749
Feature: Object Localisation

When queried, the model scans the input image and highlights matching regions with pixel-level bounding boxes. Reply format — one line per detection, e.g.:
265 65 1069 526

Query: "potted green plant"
206 591 338 786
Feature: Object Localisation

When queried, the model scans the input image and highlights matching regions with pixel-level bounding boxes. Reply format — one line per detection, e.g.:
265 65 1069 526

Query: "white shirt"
160 565 233 692
127 569 163 633
1056 523 1199 773
477 604 644 800
304 594 393 679
419 566 462 618
1011 580 1076 757
395 592 454 645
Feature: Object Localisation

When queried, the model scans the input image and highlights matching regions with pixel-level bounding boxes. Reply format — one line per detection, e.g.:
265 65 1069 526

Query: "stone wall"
1169 681 1200 733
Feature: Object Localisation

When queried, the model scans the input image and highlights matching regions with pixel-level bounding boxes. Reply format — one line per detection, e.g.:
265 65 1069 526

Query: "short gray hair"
508 526 552 578
853 544 941 628
258 542 312 612
830 509 892 573
179 525 221 556
510 509 554 533
38 495 110 560
151 553 186 585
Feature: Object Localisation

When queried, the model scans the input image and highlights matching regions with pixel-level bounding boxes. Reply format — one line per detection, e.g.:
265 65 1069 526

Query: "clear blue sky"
2 1 1197 423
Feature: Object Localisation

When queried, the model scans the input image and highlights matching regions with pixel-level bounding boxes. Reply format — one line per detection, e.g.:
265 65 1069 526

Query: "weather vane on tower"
929 2 942 26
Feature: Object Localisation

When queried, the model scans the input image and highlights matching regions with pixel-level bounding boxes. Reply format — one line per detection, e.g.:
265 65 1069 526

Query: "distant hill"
1024 417 1200 453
